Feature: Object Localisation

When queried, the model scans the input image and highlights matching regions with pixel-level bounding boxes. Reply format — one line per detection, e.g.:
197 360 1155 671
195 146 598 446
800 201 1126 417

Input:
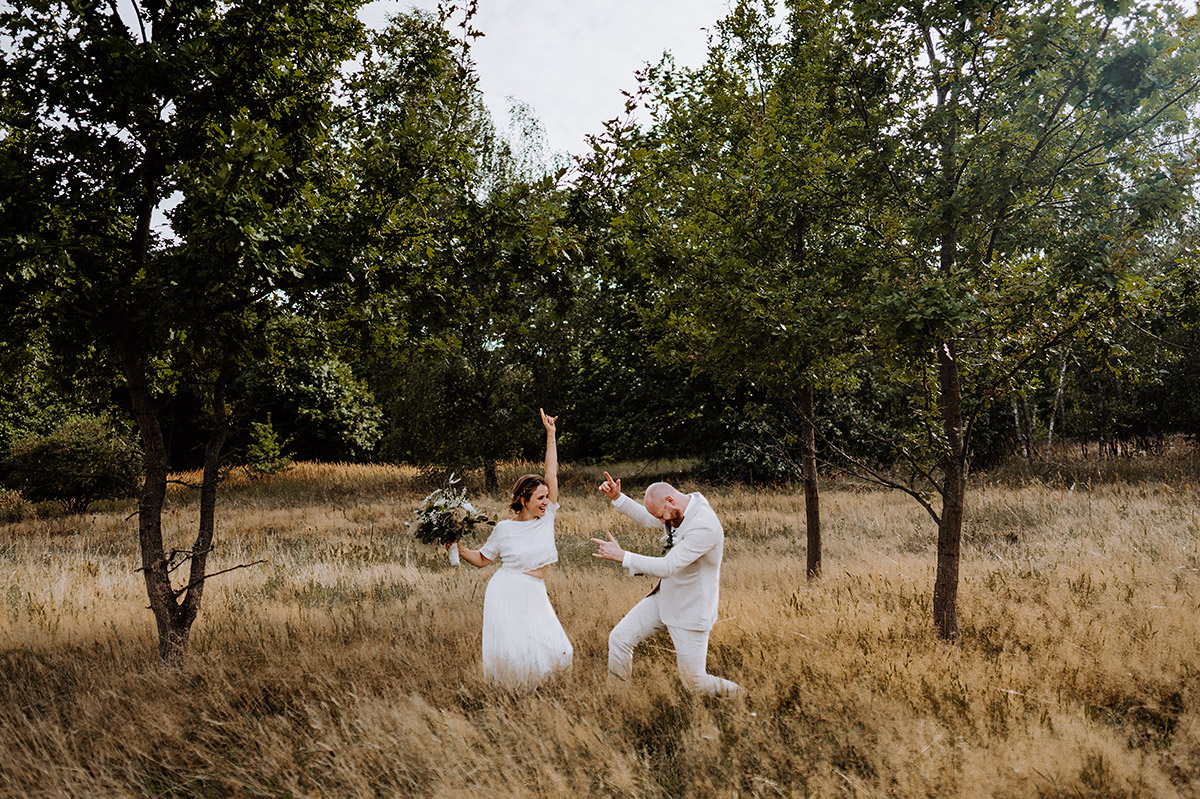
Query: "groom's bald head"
644 482 675 505
644 482 688 526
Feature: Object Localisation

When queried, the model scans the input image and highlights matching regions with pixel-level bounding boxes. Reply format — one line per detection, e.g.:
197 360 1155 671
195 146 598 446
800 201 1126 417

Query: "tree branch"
1122 317 1200 353
172 560 267 599
815 437 942 526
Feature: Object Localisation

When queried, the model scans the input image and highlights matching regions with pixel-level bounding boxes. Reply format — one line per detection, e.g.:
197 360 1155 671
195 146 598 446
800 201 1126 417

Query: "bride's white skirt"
482 569 573 689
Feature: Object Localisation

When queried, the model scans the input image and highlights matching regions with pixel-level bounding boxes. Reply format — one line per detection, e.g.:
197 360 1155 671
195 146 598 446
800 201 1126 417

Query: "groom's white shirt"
611 492 724 632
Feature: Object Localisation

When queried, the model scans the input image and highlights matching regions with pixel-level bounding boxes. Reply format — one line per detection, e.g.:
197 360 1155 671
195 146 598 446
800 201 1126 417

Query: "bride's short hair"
510 474 547 512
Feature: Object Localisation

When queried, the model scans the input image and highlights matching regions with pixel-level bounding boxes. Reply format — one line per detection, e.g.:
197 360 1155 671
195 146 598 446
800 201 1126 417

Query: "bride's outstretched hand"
599 471 621 500
540 408 557 433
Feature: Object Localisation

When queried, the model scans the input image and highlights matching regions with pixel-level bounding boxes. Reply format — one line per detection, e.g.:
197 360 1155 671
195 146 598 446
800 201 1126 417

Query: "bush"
4 416 142 514
0 489 34 524
245 414 292 477
696 418 801 486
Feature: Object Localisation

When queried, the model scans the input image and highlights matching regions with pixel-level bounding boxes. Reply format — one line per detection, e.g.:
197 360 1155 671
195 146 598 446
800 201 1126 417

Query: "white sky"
359 0 735 159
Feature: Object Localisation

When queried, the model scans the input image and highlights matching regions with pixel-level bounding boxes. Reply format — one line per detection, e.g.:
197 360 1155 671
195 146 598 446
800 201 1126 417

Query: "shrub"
696 418 801 486
245 414 292 477
0 489 34 524
4 416 142 514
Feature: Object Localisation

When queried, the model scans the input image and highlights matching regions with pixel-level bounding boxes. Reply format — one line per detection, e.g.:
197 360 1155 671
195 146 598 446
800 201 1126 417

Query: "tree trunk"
116 328 183 664
117 327 236 666
930 70 966 641
1045 349 1068 461
799 385 821 579
1012 400 1028 459
484 460 499 491
1021 395 1036 459
178 364 233 638
934 338 966 641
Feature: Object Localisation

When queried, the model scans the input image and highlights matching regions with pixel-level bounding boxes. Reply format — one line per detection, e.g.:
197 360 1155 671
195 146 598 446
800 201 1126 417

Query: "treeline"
2 0 1199 655
1 2 1198 486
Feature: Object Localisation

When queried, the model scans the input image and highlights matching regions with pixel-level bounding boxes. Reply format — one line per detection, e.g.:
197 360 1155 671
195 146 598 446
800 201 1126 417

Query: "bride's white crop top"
479 502 560 572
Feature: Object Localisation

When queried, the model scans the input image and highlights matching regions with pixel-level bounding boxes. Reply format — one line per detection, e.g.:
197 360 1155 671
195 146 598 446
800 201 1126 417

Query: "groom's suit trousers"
608 593 741 696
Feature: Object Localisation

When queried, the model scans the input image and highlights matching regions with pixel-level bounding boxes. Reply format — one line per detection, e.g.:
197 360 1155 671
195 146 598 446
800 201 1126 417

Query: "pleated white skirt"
482 569 573 689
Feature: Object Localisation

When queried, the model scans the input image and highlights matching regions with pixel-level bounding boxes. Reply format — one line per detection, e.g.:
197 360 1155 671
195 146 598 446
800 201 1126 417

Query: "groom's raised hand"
599 471 621 500
590 532 625 562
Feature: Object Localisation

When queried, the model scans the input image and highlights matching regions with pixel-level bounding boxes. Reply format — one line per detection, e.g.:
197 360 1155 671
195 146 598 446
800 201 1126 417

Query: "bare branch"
172 560 267 598
1121 317 1200 353
815 438 942 526
166 547 213 576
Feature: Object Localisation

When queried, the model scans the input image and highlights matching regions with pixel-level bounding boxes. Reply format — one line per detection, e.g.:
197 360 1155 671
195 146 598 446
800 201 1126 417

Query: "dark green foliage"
697 417 802 486
4 416 142 514
372 346 533 472
2 0 1199 497
0 345 79 456
236 349 382 463
245 415 291 477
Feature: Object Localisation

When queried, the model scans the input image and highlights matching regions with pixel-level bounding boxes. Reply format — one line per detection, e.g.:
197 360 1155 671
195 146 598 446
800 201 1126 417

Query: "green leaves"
872 272 979 346
594 0 882 396
3 415 142 514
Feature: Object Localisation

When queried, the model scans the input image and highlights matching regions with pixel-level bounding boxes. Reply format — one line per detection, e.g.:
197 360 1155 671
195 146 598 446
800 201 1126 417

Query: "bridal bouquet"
408 477 494 565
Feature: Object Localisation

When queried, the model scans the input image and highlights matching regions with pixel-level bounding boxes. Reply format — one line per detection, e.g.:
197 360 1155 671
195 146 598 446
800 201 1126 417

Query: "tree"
584 0 1199 633
590 0 888 579
0 335 107 455
233 319 383 464
366 98 583 485
0 1 475 663
842 0 1200 638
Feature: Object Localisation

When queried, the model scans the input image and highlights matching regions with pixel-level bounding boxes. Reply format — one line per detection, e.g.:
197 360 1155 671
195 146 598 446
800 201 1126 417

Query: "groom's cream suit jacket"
612 492 724 632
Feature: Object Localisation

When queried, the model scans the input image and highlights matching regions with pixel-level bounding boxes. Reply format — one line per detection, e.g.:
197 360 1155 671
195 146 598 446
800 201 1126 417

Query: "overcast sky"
358 0 734 159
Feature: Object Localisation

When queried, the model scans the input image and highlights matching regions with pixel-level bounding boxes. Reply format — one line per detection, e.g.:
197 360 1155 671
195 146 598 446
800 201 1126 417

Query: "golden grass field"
2 454 1200 798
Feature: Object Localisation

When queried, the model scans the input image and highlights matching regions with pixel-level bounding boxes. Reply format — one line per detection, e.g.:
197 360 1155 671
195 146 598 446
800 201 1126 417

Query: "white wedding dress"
478 502 573 688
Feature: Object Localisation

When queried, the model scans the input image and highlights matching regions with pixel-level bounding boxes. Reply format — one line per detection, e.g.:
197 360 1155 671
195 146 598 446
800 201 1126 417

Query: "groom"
591 473 742 696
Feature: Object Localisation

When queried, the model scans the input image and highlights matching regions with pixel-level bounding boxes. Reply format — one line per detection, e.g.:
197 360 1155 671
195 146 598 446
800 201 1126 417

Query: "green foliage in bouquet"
408 478 495 546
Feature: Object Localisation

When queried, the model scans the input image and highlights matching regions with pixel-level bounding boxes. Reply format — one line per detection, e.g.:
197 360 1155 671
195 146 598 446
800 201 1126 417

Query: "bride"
453 409 573 688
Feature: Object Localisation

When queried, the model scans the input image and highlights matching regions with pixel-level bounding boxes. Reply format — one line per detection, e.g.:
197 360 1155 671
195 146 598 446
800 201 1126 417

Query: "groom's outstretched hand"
591 532 625 562
599 471 621 500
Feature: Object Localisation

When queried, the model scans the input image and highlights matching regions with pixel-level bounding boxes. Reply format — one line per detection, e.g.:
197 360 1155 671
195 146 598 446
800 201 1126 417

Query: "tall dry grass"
2 459 1199 797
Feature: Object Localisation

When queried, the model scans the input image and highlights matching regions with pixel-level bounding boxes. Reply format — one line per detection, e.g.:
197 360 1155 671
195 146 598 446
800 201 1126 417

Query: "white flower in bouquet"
408 476 494 565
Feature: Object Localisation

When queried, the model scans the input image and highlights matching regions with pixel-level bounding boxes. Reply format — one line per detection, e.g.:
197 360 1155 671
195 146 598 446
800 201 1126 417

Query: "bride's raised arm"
540 408 558 505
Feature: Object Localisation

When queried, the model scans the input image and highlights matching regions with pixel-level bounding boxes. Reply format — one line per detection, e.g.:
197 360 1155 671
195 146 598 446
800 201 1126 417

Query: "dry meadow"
2 456 1199 798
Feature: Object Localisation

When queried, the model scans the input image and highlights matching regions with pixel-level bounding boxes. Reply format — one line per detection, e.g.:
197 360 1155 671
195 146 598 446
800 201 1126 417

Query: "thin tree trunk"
1099 382 1110 458
924 31 969 641
930 85 965 640
1022 395 1036 460
1012 399 1028 459
790 209 820 579
178 364 233 639
117 327 182 664
934 338 966 641
799 385 821 580
1045 349 1068 461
